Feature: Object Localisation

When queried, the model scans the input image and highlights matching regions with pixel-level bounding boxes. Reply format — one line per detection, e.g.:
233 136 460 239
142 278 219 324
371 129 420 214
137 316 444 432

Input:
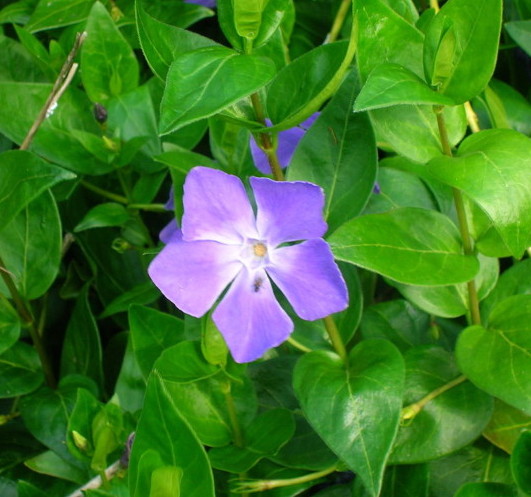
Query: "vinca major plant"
0 0 530 496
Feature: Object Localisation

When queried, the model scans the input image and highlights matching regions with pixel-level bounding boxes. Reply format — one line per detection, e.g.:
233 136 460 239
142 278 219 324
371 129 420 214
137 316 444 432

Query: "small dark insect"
328 126 338 145
252 277 264 293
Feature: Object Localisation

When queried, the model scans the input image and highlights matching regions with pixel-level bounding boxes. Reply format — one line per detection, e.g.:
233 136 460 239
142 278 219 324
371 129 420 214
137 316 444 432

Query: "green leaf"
60 286 104 390
453 482 517 497
512 430 531 494
354 463 429 497
0 34 47 82
457 295 531 415
329 207 479 286
354 63 456 111
154 341 257 447
129 373 215 497
0 299 21 355
393 253 498 318
25 450 87 484
233 0 268 40
100 281 160 318
288 71 377 233
426 129 531 258
208 409 295 472
490 79 531 136
74 203 130 232
0 342 43 398
484 400 531 454
294 340 405 497
0 150 74 232
129 305 186 380
135 0 218 81
423 0 503 103
505 20 531 56
266 41 350 128
66 388 101 460
390 346 493 464
0 190 61 300
160 46 276 134
81 2 139 102
26 0 95 32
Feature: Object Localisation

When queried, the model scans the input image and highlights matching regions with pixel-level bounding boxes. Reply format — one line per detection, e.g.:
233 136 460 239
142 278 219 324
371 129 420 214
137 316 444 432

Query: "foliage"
0 0 530 496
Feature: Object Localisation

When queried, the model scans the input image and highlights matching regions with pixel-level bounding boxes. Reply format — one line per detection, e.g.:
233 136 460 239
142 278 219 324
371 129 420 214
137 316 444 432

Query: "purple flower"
148 167 348 363
160 188 181 244
184 0 216 7
250 114 319 174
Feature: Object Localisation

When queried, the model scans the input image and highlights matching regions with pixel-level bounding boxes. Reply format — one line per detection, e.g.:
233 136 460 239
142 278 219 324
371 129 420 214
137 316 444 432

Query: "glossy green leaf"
99 281 160 319
160 46 276 134
129 305 186 380
484 400 531 454
26 0 94 32
154 341 257 446
329 207 479 286
129 373 215 497
454 482 517 497
481 258 531 323
294 340 405 497
25 450 87 484
135 0 217 81
142 0 214 29
0 190 61 300
423 0 502 103
512 430 531 494
393 253 498 318
457 295 531 415
60 286 103 389
74 203 130 232
288 71 377 232
66 388 101 460
233 0 267 40
0 342 43 398
0 150 74 232
354 463 429 497
426 129 531 258
0 34 47 82
266 41 350 128
354 63 456 111
0 299 21 355
390 346 493 464
506 20 531 56
81 2 139 102
201 314 228 367
490 79 531 136
209 409 295 472
369 103 467 164
0 82 112 174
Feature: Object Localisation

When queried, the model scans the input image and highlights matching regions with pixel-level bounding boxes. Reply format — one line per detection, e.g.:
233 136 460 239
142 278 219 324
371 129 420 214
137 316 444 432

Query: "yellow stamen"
253 243 267 257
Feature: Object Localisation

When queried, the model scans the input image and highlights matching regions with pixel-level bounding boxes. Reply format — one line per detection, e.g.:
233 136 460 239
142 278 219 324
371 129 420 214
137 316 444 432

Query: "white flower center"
240 239 270 270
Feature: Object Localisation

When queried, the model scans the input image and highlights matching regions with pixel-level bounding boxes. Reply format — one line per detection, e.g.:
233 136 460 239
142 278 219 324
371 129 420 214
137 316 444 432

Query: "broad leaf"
329 207 479 286
160 46 276 134
426 129 531 258
294 340 405 497
453 482 517 497
456 295 531 415
74 203 130 232
81 2 139 102
129 373 215 497
0 299 21 355
423 0 502 103
288 71 377 233
0 342 43 398
483 400 531 454
390 346 493 464
512 431 531 494
505 20 531 56
0 190 61 300
354 63 456 111
26 0 94 32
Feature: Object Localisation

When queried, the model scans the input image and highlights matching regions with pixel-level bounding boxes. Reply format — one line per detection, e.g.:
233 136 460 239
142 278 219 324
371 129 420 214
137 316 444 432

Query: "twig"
65 461 122 497
20 31 87 150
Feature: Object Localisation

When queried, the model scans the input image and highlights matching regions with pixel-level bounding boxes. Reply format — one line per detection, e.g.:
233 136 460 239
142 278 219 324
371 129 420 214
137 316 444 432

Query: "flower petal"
300 112 320 130
148 239 242 317
213 268 293 363
182 167 257 244
251 177 328 245
267 239 348 320
160 220 182 244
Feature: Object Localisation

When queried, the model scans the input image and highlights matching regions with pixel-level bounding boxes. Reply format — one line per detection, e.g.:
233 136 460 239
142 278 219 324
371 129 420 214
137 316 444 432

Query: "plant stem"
0 256 56 388
434 107 482 326
429 0 440 12
234 464 338 493
323 315 348 363
128 203 167 212
20 32 86 151
325 0 352 43
224 386 245 448
66 461 122 497
80 180 128 203
464 102 481 133
401 375 467 420
287 336 312 353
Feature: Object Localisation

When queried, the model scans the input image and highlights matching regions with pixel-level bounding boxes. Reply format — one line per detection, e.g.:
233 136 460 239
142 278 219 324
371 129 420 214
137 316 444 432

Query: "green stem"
234 464 338 493
325 0 352 43
0 256 56 388
287 336 312 353
128 203 167 212
224 385 245 447
434 107 482 326
323 315 347 363
80 180 128 204
402 375 467 421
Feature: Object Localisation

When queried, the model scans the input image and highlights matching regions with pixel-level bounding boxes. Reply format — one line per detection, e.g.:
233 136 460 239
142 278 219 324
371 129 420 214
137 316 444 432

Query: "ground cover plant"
0 0 530 495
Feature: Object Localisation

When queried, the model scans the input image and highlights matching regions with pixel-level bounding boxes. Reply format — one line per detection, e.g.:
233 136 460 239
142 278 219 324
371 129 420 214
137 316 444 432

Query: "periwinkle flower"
148 167 348 363
184 0 216 7
250 114 319 174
